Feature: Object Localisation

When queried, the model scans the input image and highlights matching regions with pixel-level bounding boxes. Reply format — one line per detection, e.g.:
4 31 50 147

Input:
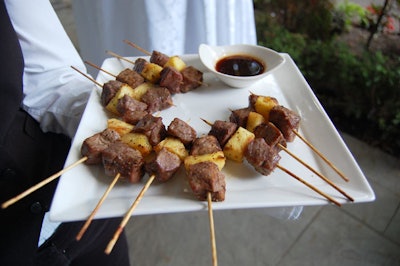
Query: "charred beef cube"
116 68 145 89
208 120 238 148
133 58 147 73
187 161 226 202
101 80 124 106
190 135 222 156
141 86 173 114
121 110 148 125
229 107 252 128
150 50 169 67
145 148 181 182
133 114 167 146
159 66 183 94
245 138 281 176
269 105 301 142
167 118 197 147
116 95 148 115
253 122 287 150
81 129 121 165
101 142 144 183
180 66 203 93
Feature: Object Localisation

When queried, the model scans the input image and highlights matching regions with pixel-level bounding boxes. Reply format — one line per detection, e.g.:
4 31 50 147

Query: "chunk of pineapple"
223 127 255 162
121 132 153 157
154 137 188 161
105 84 136 115
246 111 266 133
107 118 134 136
141 63 163 83
184 151 226 171
164 56 186 72
254 96 278 121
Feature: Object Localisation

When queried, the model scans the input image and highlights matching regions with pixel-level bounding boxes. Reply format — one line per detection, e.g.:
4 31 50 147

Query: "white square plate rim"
49 53 375 222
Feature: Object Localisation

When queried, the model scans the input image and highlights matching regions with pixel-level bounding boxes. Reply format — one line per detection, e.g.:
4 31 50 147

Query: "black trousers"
0 110 130 266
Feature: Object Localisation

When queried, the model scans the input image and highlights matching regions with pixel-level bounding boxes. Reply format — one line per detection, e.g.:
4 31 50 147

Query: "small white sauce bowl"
199 44 285 88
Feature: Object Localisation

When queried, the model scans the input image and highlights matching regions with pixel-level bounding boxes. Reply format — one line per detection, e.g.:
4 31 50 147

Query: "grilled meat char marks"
101 80 123 106
159 66 183 94
229 107 252 128
253 122 287 151
117 95 148 125
244 138 281 176
190 135 222 155
180 66 203 93
167 118 197 147
269 105 301 142
81 128 121 165
141 86 173 114
116 68 145 88
150 50 169 67
145 148 181 182
186 135 226 201
208 120 238 148
133 114 167 146
187 161 226 201
102 141 144 183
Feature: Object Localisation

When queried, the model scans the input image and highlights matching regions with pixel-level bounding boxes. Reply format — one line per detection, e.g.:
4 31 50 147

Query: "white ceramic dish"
199 44 285 88
49 54 374 222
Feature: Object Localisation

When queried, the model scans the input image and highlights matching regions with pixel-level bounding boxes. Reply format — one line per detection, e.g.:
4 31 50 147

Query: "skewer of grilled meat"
122 41 203 92
185 135 226 202
145 117 196 182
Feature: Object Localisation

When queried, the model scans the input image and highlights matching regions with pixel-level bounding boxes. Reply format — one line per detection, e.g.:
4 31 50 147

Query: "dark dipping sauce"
216 55 265 77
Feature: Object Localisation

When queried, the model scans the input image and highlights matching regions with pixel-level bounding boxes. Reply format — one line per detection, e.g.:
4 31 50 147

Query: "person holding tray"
0 0 130 265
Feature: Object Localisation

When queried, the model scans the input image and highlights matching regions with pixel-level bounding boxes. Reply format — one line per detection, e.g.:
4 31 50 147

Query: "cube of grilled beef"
190 135 222 156
116 68 145 89
253 122 287 151
245 138 281 176
150 50 169 67
187 161 226 202
101 142 144 183
180 66 203 93
101 80 124 106
269 105 301 142
208 120 238 148
145 148 181 182
141 86 173 114
116 95 148 115
167 118 197 147
132 114 167 146
81 129 121 165
133 58 147 73
229 107 252 128
159 66 183 94
121 110 148 125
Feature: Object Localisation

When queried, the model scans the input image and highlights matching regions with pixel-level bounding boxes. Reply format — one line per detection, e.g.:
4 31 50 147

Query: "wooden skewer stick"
276 165 341 207
104 174 156 255
207 192 218 266
292 130 350 182
1 157 88 209
71 66 102 87
277 144 354 202
123 39 151 56
76 173 121 241
84 60 117 78
106 50 135 65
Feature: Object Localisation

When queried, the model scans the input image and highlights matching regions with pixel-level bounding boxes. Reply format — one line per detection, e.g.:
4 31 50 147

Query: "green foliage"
255 2 400 156
333 0 369 31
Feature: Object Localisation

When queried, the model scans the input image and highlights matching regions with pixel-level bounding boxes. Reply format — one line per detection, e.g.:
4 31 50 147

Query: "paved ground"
51 1 400 265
